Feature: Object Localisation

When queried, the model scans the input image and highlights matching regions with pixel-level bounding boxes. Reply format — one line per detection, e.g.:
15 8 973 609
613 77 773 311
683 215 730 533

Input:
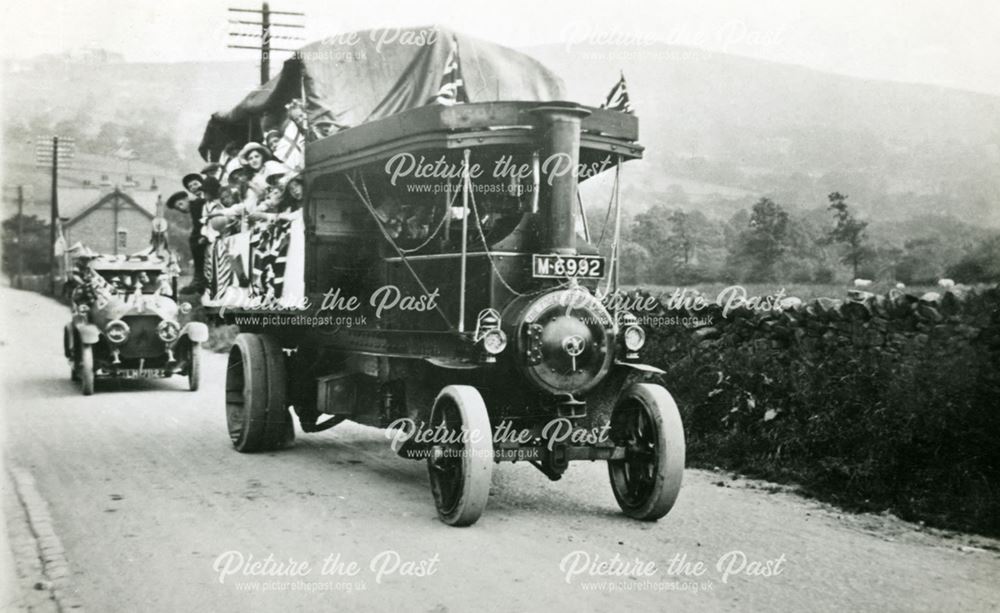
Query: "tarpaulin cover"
198 26 566 160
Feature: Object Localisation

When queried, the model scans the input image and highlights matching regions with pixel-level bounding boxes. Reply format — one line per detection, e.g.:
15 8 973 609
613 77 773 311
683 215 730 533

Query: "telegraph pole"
227 3 304 85
17 185 24 289
35 135 74 294
261 2 270 85
50 136 58 294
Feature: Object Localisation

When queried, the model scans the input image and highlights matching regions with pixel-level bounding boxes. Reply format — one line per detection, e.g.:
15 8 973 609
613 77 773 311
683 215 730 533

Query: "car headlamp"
157 320 180 343
623 325 646 352
105 319 130 344
481 329 508 355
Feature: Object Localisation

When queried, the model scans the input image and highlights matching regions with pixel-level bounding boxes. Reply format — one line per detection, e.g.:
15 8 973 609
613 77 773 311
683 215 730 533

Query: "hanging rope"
465 167 575 298
343 172 455 330
595 166 620 249
398 179 457 254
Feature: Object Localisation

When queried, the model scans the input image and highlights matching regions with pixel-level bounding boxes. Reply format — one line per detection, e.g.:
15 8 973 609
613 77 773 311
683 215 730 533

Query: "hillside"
527 42 1000 224
3 42 999 226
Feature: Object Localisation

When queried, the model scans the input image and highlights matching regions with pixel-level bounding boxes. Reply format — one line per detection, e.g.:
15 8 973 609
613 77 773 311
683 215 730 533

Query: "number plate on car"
117 369 166 379
532 254 606 279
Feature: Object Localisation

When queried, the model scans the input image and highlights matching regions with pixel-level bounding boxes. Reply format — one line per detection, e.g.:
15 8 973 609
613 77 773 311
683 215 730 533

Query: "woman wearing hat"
264 130 282 160
238 142 272 193
248 172 306 301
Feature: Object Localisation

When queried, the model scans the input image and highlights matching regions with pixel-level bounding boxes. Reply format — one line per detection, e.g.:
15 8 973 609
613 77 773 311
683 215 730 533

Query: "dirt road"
1 288 997 612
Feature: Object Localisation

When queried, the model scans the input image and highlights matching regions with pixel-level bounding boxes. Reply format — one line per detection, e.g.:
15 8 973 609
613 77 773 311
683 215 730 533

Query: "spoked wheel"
607 383 685 521
225 333 294 452
188 342 202 391
79 344 95 396
426 385 494 527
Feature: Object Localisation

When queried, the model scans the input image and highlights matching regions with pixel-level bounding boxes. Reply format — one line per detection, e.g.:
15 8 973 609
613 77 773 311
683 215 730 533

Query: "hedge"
632 286 1000 535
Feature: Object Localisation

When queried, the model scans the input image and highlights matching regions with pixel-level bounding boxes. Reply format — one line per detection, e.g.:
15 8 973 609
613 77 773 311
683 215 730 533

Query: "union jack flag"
600 72 633 114
433 35 469 106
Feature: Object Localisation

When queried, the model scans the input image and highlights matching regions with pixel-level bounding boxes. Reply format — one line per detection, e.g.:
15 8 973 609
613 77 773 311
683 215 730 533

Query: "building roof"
64 188 155 227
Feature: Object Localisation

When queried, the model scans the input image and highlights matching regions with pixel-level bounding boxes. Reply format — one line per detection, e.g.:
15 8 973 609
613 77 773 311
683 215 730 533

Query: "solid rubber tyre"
426 385 494 527
225 333 294 452
607 383 685 521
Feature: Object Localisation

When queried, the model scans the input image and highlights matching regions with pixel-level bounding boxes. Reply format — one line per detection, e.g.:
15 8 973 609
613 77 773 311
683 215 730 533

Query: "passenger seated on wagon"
249 171 303 222
237 142 275 198
241 171 306 302
373 194 405 240
198 176 227 242
219 161 255 226
264 130 283 162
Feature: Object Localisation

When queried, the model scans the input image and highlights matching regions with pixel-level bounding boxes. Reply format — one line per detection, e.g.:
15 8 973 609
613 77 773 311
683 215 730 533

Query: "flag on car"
433 35 469 106
600 72 633 114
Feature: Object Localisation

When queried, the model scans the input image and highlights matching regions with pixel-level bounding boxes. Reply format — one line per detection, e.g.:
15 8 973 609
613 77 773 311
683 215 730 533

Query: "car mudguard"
182 322 209 343
75 322 101 345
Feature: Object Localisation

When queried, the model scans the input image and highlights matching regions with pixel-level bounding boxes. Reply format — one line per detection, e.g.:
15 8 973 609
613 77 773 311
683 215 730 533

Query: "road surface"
1 288 997 612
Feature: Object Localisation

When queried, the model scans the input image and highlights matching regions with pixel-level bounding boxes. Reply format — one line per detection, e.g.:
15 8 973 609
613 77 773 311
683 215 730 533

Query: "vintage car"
201 28 685 526
64 253 207 395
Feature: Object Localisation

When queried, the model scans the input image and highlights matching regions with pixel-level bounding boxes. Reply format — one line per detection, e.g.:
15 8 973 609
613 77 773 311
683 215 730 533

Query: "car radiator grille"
120 316 166 359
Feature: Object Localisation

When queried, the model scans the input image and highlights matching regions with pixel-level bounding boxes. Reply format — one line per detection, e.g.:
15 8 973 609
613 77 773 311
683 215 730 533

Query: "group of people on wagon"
167 132 307 304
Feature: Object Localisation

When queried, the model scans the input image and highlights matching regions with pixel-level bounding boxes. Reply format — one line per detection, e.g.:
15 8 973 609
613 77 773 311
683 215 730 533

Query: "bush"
812 266 835 283
947 235 1000 283
634 285 1000 535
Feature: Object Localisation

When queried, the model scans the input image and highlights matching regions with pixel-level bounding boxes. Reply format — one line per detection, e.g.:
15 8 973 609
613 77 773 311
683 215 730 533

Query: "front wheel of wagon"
226 333 294 452
79 344 94 396
426 385 493 527
607 383 685 521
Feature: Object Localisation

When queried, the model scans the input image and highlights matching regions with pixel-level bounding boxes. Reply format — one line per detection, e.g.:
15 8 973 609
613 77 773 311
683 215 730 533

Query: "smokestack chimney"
531 103 591 255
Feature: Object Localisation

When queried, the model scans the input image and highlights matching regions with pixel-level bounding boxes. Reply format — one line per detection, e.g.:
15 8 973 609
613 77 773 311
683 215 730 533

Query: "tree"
896 237 945 284
729 197 790 281
825 192 873 278
2 214 52 277
946 234 1000 282
668 210 695 265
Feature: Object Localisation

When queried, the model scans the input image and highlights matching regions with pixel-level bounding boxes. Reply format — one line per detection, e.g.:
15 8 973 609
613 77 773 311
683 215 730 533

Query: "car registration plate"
118 369 166 379
532 254 606 279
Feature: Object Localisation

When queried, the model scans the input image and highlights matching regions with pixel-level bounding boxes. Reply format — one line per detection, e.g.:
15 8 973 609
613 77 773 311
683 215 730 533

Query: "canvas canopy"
198 26 566 160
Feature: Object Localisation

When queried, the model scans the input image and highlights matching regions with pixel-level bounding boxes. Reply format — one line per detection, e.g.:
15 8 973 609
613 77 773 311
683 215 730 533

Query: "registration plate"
532 254 606 279
117 369 166 379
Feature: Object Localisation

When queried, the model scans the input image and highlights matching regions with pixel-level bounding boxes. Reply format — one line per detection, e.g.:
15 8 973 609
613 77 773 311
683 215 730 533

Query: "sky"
2 0 999 95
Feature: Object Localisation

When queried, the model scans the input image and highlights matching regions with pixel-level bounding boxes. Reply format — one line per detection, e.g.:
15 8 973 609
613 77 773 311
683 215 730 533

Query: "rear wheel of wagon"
226 333 294 452
607 383 685 521
79 344 94 396
426 385 493 527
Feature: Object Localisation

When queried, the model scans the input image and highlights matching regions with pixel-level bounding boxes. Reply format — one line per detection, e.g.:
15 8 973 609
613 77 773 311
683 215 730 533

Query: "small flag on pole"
432 35 469 106
600 72 633 114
